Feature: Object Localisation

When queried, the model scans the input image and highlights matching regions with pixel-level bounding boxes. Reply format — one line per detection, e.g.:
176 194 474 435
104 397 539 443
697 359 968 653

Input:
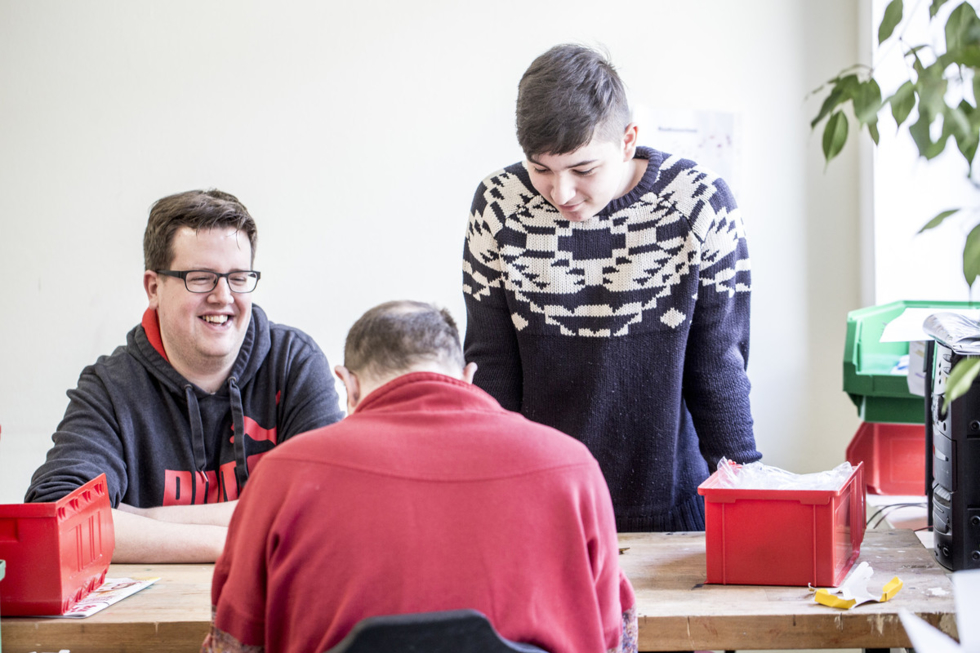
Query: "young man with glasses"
26 189 344 562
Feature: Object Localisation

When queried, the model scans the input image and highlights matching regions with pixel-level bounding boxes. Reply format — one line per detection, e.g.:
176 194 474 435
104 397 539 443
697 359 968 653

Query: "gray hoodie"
26 305 344 507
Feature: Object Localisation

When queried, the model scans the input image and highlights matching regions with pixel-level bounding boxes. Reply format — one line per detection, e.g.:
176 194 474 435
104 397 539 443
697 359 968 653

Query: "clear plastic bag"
713 457 854 491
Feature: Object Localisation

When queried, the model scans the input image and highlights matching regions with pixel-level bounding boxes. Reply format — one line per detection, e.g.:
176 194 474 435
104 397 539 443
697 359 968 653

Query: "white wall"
0 0 864 503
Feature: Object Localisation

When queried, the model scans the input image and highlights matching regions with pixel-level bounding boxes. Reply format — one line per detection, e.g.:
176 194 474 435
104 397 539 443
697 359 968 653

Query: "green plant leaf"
963 222 980 286
854 78 883 124
919 208 960 233
909 111 948 159
931 0 949 19
917 66 949 119
948 102 980 163
869 119 881 145
946 2 980 53
942 357 980 414
975 74 980 117
880 0 904 44
810 74 860 129
947 104 972 138
941 44 980 67
889 81 916 128
823 111 849 163
909 46 928 75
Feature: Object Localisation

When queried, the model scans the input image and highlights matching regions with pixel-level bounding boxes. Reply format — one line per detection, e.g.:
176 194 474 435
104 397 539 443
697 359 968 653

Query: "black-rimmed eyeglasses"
155 270 262 294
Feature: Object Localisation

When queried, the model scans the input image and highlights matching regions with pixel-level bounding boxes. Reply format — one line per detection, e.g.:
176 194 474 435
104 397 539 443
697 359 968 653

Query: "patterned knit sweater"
462 146 761 532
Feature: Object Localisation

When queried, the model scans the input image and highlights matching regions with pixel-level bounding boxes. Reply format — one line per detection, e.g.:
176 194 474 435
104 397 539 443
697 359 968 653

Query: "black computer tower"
930 342 980 570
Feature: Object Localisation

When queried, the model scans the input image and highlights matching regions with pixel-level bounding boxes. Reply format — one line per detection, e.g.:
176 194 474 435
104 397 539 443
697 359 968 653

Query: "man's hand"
110 502 238 563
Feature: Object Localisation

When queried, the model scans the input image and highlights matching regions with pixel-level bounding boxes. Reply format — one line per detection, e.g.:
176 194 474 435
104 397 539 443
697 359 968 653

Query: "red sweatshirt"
208 372 634 653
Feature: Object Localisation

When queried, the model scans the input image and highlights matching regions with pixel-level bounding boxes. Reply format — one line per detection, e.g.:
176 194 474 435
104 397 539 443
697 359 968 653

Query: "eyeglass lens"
185 271 259 293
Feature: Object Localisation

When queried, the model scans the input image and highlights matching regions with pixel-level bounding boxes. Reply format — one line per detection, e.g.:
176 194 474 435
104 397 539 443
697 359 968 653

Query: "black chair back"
324 609 548 653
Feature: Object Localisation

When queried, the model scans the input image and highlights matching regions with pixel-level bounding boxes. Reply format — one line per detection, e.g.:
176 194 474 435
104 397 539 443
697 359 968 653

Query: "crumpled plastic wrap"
713 457 854 491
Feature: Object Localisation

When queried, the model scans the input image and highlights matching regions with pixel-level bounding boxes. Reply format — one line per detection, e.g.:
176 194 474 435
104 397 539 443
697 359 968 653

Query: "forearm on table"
110 508 227 563
116 500 238 526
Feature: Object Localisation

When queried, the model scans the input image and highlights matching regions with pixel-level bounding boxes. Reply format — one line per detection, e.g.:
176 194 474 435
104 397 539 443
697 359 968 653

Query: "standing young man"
463 44 762 532
27 189 344 561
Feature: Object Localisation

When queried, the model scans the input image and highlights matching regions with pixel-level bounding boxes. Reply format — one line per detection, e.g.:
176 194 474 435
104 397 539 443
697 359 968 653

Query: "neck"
616 155 648 200
351 363 467 413
160 335 237 393
174 361 234 394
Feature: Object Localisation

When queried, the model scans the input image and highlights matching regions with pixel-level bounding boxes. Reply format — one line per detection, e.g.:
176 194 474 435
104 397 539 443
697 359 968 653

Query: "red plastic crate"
846 422 925 496
697 462 866 587
0 474 115 615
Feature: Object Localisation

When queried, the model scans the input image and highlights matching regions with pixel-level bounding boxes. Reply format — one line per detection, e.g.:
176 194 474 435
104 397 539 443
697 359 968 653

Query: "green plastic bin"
844 300 980 423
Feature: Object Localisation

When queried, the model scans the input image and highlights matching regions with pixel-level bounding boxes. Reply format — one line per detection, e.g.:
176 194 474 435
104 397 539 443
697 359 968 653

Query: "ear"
622 122 640 161
334 365 362 412
462 362 478 384
144 270 161 309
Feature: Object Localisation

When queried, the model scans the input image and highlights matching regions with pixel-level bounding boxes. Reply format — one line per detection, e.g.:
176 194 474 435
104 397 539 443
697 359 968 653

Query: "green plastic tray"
844 300 980 423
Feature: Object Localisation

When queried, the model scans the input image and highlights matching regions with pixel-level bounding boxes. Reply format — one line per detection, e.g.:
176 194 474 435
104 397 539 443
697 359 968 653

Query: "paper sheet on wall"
641 109 740 196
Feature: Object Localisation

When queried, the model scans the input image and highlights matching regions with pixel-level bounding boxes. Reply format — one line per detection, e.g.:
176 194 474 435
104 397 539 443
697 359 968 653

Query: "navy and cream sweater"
462 146 761 532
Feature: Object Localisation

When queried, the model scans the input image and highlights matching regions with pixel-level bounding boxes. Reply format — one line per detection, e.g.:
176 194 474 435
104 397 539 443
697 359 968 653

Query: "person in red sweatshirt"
204 300 637 653
27 189 344 562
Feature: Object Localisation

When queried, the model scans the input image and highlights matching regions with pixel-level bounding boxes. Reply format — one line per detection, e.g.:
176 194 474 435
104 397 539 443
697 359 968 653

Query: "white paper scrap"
954 569 980 650
50 577 159 618
897 569 980 653
880 308 980 343
908 341 927 396
811 562 903 609
900 609 962 653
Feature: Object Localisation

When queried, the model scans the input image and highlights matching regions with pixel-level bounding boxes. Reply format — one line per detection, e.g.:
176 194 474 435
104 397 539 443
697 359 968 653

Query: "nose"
551 173 575 205
208 276 234 302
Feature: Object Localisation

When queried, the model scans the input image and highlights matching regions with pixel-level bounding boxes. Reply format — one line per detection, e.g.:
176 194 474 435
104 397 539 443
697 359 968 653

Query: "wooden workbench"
1 530 957 652
620 529 957 651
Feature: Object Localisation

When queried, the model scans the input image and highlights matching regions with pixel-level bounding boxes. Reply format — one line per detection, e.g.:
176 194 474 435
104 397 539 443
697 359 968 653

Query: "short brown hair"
344 301 465 380
516 44 631 157
143 189 258 271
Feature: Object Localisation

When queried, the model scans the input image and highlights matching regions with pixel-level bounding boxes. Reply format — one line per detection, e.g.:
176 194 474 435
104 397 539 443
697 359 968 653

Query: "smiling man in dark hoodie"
26 189 344 562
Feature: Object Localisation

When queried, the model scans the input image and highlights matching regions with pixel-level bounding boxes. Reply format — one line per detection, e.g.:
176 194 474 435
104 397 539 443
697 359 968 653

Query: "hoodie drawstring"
228 376 249 490
184 385 207 476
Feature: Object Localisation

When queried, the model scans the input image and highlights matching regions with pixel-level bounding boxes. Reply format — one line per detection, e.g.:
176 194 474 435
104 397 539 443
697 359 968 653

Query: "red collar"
141 308 170 362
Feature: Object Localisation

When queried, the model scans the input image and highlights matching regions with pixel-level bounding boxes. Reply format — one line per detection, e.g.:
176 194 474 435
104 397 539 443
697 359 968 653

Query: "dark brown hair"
516 44 631 157
143 189 257 271
344 301 465 379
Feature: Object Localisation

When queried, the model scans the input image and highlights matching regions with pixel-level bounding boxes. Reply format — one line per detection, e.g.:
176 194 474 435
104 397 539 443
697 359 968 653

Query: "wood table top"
619 529 957 651
2 529 957 652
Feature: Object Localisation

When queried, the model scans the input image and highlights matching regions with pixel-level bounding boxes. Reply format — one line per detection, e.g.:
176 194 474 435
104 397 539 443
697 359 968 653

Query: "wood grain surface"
619 529 957 651
1 530 957 652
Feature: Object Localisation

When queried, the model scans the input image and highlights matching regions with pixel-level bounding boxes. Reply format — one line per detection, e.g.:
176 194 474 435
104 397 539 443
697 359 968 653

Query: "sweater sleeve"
209 459 280 649
462 177 523 412
683 177 761 469
25 364 130 506
276 335 344 443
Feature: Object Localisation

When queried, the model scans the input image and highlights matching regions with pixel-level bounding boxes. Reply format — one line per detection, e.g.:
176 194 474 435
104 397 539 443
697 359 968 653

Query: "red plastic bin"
697 462 866 587
846 422 925 496
0 474 115 615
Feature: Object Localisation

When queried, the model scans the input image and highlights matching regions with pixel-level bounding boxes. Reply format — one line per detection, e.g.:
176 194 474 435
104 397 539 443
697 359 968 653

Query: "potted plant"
811 0 980 406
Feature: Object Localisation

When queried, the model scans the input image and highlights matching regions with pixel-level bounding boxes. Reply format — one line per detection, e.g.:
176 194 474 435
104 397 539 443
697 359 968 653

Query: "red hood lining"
141 308 170 362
